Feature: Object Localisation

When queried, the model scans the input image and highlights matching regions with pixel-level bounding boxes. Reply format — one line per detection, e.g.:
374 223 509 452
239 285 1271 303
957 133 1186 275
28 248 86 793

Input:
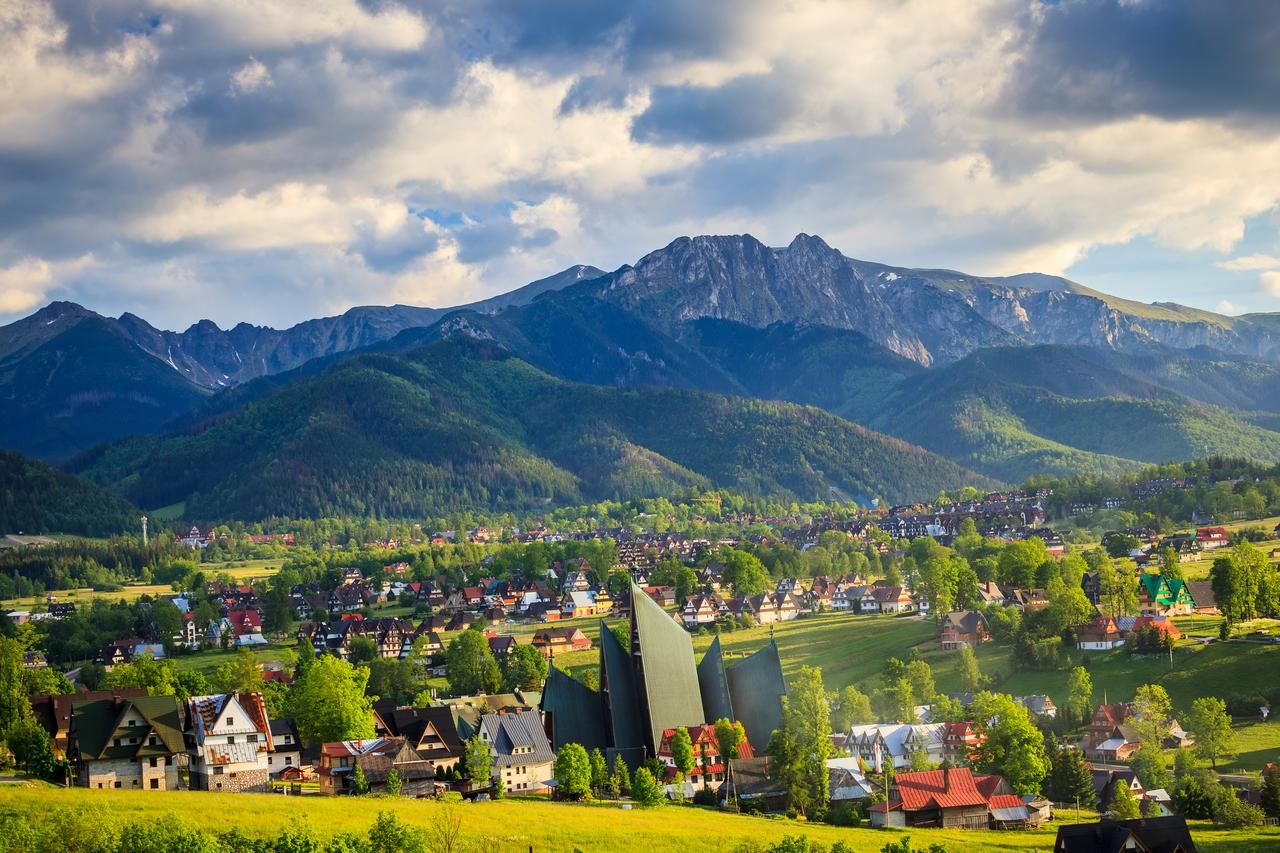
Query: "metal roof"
631 584 705 753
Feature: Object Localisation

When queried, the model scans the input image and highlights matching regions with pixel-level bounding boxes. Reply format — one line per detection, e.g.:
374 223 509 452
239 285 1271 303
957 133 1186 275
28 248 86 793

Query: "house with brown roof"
937 611 990 649
530 626 592 658
1078 616 1125 650
1080 704 1141 762
318 737 437 796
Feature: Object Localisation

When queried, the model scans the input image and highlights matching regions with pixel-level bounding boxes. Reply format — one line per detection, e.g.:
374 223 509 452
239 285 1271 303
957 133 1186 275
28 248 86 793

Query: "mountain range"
7 232 1280 520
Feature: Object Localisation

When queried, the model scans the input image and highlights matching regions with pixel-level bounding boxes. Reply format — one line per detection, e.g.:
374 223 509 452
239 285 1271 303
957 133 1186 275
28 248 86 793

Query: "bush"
692 787 717 806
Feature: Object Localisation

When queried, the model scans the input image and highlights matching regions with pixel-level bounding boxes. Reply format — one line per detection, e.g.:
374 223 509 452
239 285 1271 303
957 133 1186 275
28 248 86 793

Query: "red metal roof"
988 794 1025 810
893 768 988 810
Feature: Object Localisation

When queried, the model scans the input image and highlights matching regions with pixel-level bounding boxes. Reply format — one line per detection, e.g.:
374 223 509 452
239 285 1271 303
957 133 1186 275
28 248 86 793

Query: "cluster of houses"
679 575 930 630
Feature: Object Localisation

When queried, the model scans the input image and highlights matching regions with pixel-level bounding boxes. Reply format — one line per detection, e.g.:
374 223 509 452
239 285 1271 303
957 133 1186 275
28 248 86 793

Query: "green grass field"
1 560 282 611
1 784 1276 853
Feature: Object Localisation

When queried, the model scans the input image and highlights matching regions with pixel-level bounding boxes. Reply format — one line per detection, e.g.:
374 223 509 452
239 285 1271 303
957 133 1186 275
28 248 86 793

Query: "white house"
187 693 273 792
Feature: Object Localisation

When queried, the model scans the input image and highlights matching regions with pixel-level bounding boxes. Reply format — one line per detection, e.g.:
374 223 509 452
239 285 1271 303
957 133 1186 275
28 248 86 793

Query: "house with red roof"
869 767 1015 830
1078 616 1125 651
656 724 754 791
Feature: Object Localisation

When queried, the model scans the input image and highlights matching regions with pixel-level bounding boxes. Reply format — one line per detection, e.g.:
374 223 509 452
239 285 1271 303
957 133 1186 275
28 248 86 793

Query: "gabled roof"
892 767 988 810
631 583 705 752
1054 815 1198 853
480 712 555 766
697 636 735 727
385 706 465 759
540 665 607 753
599 615 645 756
726 639 786 750
71 694 185 760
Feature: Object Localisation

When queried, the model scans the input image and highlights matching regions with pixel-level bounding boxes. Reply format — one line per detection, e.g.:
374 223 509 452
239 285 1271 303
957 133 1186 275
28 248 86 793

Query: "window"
213 766 224 775
285 757 293 766
226 718 234 726
149 778 159 789
114 781 121 788
227 736 236 744
149 757 158 768
247 734 258 743
113 738 121 747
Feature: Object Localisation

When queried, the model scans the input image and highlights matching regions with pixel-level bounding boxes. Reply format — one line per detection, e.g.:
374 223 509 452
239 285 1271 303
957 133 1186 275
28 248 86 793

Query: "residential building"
318 737 436 796
69 694 185 790
267 718 303 777
1137 574 1196 617
187 692 273 792
479 712 556 794
826 757 875 804
847 723 946 771
937 611 990 649
1053 815 1198 853
869 767 1011 830
656 723 753 791
1078 617 1125 651
530 626 592 658
1080 704 1141 762
31 689 147 759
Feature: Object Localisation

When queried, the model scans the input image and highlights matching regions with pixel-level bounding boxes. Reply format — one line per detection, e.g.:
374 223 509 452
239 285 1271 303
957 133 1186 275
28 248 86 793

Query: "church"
540 584 788 768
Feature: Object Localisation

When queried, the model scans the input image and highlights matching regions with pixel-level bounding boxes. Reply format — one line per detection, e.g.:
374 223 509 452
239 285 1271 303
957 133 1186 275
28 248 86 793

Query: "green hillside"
873 346 1280 482
0 450 138 536
73 340 991 520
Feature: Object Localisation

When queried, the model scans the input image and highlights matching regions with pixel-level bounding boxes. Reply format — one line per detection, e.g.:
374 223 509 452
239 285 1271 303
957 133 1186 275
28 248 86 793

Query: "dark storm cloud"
1010 0 1280 123
630 73 801 146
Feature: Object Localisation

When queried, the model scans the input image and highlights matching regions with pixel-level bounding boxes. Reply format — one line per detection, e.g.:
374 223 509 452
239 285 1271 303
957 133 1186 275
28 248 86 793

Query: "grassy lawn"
2 785 1277 852
171 642 298 677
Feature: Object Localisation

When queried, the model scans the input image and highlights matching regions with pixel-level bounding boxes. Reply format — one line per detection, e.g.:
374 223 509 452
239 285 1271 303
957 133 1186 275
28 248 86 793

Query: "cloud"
1216 299 1239 315
1218 254 1280 272
1008 0 1280 124
1261 271 1280 298
0 254 94 314
4 0 1280 328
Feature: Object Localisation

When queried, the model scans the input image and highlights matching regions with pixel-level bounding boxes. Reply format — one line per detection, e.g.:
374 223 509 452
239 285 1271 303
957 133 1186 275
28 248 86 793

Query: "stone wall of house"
79 756 179 790
191 765 271 793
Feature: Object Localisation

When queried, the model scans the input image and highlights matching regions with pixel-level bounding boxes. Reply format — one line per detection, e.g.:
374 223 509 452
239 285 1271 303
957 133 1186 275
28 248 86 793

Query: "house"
1081 704 1141 762
267 718 303 777
682 594 722 628
560 590 600 619
826 757 876 803
868 768 1005 830
563 570 592 592
318 737 437 796
727 756 789 812
1078 617 1125 651
479 712 555 794
937 611 990 649
847 723 946 771
1018 695 1058 719
1185 580 1220 615
30 689 148 759
1137 574 1196 617
1006 588 1049 612
1196 527 1230 550
49 602 76 619
377 704 465 773
69 694 185 790
487 635 518 659
187 692 273 792
976 581 1010 607
530 626 592 658
942 721 983 763
1055 815 1198 852
874 586 915 614
1080 572 1102 605
656 724 753 791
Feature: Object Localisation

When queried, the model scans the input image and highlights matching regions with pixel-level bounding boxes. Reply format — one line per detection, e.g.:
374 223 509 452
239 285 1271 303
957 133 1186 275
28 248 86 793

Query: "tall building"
541 584 787 768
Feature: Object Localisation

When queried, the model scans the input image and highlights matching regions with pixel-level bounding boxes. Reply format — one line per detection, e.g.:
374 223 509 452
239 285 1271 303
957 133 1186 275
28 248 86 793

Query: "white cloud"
230 59 272 94
127 183 409 251
1218 254 1280 272
1260 271 1280 298
0 255 95 317
154 0 428 52
1216 299 1239 314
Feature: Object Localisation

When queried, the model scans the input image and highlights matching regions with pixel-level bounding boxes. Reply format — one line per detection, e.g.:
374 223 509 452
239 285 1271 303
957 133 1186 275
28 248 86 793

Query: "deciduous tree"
1187 696 1236 771
553 742 592 800
290 655 375 744
971 692 1050 795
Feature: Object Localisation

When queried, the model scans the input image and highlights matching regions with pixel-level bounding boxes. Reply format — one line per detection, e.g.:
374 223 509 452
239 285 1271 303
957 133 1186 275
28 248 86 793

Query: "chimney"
944 765 950 788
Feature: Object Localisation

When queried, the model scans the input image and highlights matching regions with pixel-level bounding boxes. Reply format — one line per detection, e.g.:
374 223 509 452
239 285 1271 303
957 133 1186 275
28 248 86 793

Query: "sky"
2 0 1280 331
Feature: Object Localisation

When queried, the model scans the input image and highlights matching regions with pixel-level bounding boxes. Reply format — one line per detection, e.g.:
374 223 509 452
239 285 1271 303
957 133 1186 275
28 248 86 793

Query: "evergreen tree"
609 756 631 798
385 767 402 797
1043 738 1096 807
589 747 609 795
959 645 982 693
631 767 664 806
351 764 370 795
1109 780 1141 820
1260 764 1280 819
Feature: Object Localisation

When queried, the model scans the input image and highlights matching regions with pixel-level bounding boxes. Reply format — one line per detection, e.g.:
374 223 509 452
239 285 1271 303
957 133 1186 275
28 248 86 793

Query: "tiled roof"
893 768 988 810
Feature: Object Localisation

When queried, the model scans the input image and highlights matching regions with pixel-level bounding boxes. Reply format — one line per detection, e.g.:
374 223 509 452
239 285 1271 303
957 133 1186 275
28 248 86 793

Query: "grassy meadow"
2 784 1278 853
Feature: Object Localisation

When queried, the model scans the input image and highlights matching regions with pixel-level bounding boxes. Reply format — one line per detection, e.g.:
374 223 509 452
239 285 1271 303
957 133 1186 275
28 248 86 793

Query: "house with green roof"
69 694 185 790
1136 574 1195 617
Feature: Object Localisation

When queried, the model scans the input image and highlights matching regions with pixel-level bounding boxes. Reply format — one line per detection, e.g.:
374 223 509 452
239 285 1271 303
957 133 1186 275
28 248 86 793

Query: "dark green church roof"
632 583 705 752
540 665 607 752
697 635 735 725
726 640 786 750
599 618 645 757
